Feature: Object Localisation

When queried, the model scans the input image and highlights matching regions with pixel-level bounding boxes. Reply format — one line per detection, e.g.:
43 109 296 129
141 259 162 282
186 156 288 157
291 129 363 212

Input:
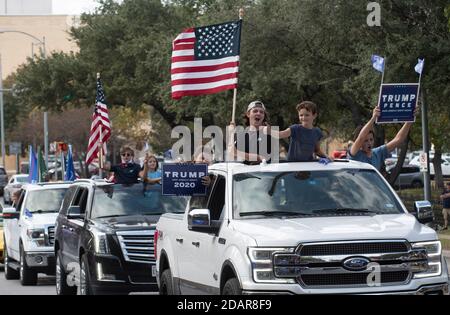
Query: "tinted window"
233 169 404 218
91 184 188 219
24 188 68 213
0 168 6 175
60 186 77 215
15 176 28 183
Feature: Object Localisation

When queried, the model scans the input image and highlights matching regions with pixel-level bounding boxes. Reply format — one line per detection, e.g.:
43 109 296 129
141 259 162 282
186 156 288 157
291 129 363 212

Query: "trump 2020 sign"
376 83 419 124
162 163 208 196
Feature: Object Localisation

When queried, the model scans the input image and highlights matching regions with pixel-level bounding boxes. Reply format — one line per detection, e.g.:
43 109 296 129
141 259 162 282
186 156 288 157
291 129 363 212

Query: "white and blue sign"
377 83 419 124
162 163 208 196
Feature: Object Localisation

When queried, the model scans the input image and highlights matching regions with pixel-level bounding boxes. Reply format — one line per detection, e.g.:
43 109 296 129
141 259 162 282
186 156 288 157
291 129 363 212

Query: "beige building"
0 14 79 79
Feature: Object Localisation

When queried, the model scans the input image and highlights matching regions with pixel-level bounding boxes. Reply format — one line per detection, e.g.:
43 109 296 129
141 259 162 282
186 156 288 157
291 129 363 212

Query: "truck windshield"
233 169 404 219
24 188 68 213
91 184 188 219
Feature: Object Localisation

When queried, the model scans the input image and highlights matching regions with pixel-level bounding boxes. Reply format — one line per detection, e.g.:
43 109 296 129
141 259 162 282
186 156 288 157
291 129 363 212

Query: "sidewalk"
443 250 450 258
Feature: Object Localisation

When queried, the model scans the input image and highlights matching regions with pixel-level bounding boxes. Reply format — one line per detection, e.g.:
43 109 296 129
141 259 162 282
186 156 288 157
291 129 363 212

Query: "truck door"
178 174 227 294
64 187 88 265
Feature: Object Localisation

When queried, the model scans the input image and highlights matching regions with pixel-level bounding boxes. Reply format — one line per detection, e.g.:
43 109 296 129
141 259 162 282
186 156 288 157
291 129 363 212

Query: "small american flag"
171 20 242 99
86 77 111 165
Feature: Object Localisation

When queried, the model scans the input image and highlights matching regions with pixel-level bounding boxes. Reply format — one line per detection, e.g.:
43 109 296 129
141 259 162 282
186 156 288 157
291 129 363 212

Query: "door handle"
192 242 200 247
176 238 184 244
69 228 74 232
62 225 67 229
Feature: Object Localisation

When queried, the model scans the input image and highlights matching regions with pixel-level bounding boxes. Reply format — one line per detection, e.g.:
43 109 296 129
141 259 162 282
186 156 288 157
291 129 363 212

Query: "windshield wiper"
312 208 379 215
240 211 312 217
32 209 58 214
96 215 124 219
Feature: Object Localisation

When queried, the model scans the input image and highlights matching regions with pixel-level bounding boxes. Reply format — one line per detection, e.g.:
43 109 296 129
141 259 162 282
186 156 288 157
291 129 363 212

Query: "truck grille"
47 226 55 246
301 271 410 287
274 240 426 289
299 242 408 256
116 230 155 264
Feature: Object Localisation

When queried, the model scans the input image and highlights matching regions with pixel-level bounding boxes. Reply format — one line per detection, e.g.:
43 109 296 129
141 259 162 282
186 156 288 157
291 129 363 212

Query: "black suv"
54 179 187 295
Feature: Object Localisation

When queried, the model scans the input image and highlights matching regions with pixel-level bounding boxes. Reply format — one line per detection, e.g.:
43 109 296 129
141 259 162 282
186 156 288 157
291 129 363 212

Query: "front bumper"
243 283 449 295
87 253 158 294
25 252 55 268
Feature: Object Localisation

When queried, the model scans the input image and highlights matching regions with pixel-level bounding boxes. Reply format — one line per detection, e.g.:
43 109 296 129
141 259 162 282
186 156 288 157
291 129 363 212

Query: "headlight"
248 247 296 284
92 230 109 254
27 229 45 246
412 241 442 279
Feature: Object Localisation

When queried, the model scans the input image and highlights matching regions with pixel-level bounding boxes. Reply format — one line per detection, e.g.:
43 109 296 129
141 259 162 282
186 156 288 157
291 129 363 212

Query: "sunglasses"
121 153 132 157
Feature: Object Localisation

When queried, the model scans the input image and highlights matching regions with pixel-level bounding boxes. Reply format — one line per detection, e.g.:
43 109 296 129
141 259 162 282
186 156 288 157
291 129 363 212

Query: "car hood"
23 212 58 226
95 215 159 231
231 214 437 247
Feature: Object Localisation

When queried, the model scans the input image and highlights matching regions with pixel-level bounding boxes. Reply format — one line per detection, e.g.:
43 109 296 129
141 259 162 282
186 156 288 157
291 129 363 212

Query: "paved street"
0 266 56 295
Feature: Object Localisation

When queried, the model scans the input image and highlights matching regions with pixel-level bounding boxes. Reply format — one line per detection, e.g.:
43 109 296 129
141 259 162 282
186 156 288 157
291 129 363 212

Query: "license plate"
152 265 157 277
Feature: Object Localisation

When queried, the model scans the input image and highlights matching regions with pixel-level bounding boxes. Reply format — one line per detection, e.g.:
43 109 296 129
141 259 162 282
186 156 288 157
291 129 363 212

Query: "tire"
20 246 37 286
56 251 77 295
222 278 242 295
4 243 19 280
79 254 93 295
411 180 423 189
159 269 174 295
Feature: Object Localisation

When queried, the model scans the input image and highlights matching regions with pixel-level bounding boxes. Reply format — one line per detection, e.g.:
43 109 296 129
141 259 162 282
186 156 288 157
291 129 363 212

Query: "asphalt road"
0 266 56 295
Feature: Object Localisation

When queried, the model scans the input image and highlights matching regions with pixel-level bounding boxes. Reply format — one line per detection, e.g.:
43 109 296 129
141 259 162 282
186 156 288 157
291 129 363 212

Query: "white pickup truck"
2 182 70 285
156 161 449 295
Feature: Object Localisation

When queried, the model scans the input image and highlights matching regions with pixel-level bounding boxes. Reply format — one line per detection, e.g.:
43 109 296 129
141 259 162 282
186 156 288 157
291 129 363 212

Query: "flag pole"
381 56 386 86
97 72 104 179
231 8 244 124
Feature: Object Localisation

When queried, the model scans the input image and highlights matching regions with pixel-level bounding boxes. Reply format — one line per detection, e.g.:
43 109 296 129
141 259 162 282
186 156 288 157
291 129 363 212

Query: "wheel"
79 254 93 295
222 278 242 295
411 180 423 189
4 243 19 280
56 251 77 295
20 246 37 286
159 269 174 295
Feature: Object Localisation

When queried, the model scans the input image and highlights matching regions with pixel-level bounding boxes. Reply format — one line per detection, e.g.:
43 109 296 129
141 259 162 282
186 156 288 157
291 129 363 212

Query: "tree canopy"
5 0 450 163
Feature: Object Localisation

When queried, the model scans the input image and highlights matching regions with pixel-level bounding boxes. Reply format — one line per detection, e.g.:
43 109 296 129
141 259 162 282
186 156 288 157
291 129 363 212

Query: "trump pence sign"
376 83 419 124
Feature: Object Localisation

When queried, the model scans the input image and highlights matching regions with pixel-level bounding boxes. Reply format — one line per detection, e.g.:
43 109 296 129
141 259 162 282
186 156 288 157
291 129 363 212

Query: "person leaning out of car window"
103 147 141 184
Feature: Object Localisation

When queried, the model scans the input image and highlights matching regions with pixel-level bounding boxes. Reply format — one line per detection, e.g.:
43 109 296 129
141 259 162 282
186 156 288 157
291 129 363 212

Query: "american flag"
171 20 242 99
86 78 111 165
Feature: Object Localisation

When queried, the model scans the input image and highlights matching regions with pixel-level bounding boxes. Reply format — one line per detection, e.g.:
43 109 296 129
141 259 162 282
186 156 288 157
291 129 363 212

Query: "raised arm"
266 127 291 139
350 106 380 157
385 122 413 153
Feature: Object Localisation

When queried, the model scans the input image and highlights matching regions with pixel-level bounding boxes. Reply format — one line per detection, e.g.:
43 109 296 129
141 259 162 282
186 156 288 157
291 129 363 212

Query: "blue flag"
65 145 76 181
415 58 424 74
28 145 38 184
371 55 385 73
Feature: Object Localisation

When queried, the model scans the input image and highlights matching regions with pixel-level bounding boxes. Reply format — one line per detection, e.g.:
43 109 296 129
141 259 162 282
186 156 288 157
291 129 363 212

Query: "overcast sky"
52 0 123 15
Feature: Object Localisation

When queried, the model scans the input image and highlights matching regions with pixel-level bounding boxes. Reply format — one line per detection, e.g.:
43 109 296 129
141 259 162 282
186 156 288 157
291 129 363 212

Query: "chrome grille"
116 230 155 264
47 226 55 246
274 240 427 289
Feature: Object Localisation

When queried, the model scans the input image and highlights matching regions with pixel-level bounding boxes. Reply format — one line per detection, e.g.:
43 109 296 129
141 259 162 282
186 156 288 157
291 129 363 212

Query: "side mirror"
414 200 434 224
67 206 84 220
2 207 20 220
188 209 217 234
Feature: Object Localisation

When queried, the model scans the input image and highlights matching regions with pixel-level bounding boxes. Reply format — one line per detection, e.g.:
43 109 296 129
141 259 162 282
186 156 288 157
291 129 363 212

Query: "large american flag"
86 78 111 165
171 20 242 99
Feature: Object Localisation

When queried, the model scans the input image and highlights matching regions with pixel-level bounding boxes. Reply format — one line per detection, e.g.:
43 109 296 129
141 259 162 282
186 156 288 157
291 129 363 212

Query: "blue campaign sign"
377 83 419 123
162 163 208 196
